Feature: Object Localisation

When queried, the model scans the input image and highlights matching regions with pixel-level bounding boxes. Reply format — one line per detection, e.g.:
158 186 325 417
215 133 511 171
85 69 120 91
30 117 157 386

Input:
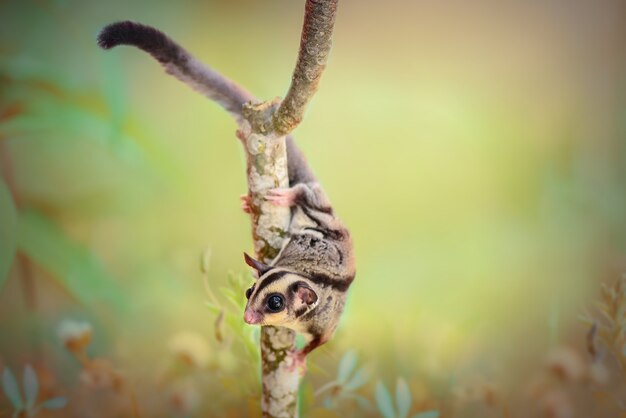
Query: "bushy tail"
97 21 253 121
97 21 316 184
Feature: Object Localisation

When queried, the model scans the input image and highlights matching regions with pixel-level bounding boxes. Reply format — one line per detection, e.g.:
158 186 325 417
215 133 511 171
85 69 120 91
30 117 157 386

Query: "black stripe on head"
254 270 291 295
245 283 256 300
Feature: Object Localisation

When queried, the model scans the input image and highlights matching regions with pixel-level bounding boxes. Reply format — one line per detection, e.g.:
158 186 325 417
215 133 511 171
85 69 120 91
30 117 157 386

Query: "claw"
240 194 252 214
286 350 307 375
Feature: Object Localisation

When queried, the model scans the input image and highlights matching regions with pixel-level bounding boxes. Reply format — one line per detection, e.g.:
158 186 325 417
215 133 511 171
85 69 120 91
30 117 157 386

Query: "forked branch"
98 2 340 417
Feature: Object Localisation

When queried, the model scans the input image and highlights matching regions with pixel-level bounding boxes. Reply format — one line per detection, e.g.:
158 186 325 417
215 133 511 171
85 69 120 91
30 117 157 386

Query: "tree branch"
240 4 341 410
98 2 340 416
239 99 299 418
274 0 339 135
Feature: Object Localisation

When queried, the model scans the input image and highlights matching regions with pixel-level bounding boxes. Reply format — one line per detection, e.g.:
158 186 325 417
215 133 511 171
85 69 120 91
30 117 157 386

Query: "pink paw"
265 188 297 207
287 350 307 375
240 194 252 214
235 128 246 142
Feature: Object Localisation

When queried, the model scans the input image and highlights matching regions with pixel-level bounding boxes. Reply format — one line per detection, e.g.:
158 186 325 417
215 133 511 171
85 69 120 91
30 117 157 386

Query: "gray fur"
244 178 355 355
97 20 355 356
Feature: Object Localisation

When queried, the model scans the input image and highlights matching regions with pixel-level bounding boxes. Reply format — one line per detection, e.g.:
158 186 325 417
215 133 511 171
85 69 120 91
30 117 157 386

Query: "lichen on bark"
241 100 300 418
260 326 299 418
238 2 339 414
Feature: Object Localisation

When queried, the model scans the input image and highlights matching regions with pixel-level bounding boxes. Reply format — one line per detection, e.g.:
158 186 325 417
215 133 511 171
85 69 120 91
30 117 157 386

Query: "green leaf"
345 367 369 391
220 286 243 310
2 367 23 410
17 209 128 311
337 351 357 384
0 179 17 290
375 381 396 418
412 411 439 418
204 301 221 314
40 397 67 410
396 378 411 418
23 365 38 409
224 294 242 311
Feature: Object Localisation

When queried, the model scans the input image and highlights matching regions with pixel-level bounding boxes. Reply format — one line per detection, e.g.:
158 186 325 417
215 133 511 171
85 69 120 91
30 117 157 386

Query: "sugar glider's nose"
244 309 263 324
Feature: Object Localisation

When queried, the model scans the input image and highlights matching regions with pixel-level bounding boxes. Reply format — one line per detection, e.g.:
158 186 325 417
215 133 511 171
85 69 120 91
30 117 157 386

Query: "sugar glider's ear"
294 282 318 306
243 252 272 277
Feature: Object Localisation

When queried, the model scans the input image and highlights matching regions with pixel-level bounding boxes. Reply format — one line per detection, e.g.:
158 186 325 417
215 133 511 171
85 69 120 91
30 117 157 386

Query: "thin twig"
200 248 221 308
17 253 37 310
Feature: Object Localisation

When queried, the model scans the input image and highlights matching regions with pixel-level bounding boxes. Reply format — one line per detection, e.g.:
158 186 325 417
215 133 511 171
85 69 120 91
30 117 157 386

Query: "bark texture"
274 0 338 136
240 100 300 418
239 2 339 414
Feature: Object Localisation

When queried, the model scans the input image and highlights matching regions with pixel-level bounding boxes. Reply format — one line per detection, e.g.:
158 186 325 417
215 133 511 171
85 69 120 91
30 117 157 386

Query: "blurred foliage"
313 350 370 411
0 0 625 416
202 251 260 383
0 179 17 288
1 365 67 417
17 209 128 311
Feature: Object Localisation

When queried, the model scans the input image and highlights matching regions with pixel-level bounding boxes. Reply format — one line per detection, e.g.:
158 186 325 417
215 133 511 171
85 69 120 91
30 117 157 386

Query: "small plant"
375 378 439 418
1 365 67 418
579 274 626 411
202 248 259 366
315 350 370 409
162 331 211 417
58 319 140 417
582 275 626 373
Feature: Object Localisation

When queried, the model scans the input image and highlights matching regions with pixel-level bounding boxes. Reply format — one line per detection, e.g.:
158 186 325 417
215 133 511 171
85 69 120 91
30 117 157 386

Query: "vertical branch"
240 99 300 418
238 0 339 413
241 99 291 262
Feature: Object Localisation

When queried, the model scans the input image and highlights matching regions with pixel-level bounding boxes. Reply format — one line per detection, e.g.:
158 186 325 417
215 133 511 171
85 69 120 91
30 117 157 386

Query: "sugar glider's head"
242 253 319 327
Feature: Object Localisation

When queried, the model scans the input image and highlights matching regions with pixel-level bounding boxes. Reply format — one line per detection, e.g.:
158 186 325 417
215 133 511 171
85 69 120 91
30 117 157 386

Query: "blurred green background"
1 0 625 417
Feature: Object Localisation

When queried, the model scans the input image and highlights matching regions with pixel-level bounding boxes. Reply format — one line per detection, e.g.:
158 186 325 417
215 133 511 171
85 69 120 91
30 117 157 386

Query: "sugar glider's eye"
266 294 284 312
245 287 253 299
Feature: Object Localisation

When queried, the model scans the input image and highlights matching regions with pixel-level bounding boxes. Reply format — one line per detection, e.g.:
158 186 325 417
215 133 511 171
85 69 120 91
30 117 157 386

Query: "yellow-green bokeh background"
1 0 625 416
